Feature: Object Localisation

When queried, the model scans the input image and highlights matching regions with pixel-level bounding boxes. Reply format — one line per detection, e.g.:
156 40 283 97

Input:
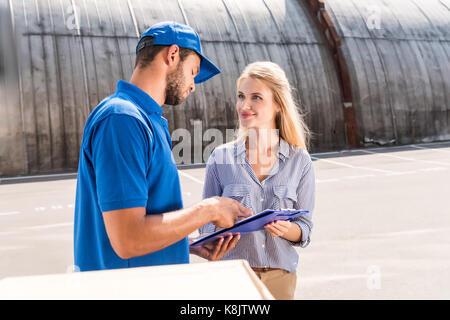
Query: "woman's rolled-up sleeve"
199 151 222 235
291 159 315 248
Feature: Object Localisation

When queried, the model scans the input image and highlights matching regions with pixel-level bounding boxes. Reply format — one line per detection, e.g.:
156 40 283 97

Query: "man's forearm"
127 203 213 258
103 197 247 259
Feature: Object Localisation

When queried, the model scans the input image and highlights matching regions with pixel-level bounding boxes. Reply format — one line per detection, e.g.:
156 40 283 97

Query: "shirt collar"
234 137 291 161
278 138 291 161
116 80 162 116
235 139 246 158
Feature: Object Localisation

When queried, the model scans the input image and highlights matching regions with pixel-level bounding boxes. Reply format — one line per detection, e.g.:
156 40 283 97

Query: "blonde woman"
199 61 315 300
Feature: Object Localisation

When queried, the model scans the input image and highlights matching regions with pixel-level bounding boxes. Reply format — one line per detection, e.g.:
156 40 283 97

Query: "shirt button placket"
262 184 270 269
261 185 266 204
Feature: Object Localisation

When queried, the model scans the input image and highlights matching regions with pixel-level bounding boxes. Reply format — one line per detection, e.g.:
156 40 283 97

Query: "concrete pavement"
1 141 449 299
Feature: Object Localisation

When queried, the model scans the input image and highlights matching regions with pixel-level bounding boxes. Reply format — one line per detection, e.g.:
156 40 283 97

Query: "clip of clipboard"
190 209 309 247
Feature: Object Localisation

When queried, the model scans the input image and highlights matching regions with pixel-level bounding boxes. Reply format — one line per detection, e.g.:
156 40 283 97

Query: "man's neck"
129 66 167 106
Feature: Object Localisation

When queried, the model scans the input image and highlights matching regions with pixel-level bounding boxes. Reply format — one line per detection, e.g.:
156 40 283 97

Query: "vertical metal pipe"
302 0 360 148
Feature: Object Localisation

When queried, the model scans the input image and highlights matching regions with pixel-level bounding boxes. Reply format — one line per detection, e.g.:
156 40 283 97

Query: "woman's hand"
264 220 292 238
190 234 240 261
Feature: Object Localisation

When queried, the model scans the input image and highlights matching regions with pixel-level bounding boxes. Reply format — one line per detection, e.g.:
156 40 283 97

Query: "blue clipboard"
190 209 309 247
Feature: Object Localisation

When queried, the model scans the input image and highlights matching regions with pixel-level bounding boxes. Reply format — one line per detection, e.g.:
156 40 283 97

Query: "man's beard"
164 62 186 106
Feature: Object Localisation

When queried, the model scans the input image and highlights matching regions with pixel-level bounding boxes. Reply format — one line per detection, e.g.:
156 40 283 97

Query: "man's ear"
165 44 180 67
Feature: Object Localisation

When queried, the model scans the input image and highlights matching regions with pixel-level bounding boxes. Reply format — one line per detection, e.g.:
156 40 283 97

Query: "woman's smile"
240 112 256 119
236 77 282 130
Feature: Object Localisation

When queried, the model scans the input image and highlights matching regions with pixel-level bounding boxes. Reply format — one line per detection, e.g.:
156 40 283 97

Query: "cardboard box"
0 259 274 300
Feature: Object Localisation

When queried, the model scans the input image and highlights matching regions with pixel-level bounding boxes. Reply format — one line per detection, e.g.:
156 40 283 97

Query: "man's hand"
199 197 252 229
101 197 251 260
190 234 240 261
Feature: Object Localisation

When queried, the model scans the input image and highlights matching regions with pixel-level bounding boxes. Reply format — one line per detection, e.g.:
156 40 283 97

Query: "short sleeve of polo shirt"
91 114 150 212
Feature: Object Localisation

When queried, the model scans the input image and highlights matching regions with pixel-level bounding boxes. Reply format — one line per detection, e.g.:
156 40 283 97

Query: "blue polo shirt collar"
116 80 162 116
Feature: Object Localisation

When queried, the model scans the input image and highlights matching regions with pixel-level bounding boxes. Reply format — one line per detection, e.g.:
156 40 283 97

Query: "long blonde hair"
235 61 311 150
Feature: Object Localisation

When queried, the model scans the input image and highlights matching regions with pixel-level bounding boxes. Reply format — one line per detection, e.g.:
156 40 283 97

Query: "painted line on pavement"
178 170 204 185
0 211 21 216
311 156 395 174
359 149 450 167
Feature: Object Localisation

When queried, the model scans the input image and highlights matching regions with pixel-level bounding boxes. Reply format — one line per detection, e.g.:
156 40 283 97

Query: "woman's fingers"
264 223 281 237
265 221 290 237
272 221 290 234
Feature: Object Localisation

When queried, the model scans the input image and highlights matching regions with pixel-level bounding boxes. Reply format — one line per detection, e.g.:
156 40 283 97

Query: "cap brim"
194 55 221 84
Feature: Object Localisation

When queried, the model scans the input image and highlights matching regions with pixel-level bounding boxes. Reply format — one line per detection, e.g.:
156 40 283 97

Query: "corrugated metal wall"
325 0 450 144
1 2 25 177
0 0 345 176
1 0 449 177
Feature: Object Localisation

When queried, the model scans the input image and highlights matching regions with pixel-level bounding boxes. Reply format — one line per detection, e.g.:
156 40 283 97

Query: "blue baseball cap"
136 21 221 84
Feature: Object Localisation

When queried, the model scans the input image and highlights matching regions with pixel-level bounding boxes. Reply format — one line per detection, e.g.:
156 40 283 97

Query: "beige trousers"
253 269 297 300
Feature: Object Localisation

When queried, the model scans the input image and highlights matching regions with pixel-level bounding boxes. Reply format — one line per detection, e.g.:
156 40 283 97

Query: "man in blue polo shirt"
74 21 251 272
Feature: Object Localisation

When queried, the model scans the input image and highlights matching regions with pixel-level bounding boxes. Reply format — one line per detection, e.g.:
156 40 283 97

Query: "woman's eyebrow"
238 91 263 95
